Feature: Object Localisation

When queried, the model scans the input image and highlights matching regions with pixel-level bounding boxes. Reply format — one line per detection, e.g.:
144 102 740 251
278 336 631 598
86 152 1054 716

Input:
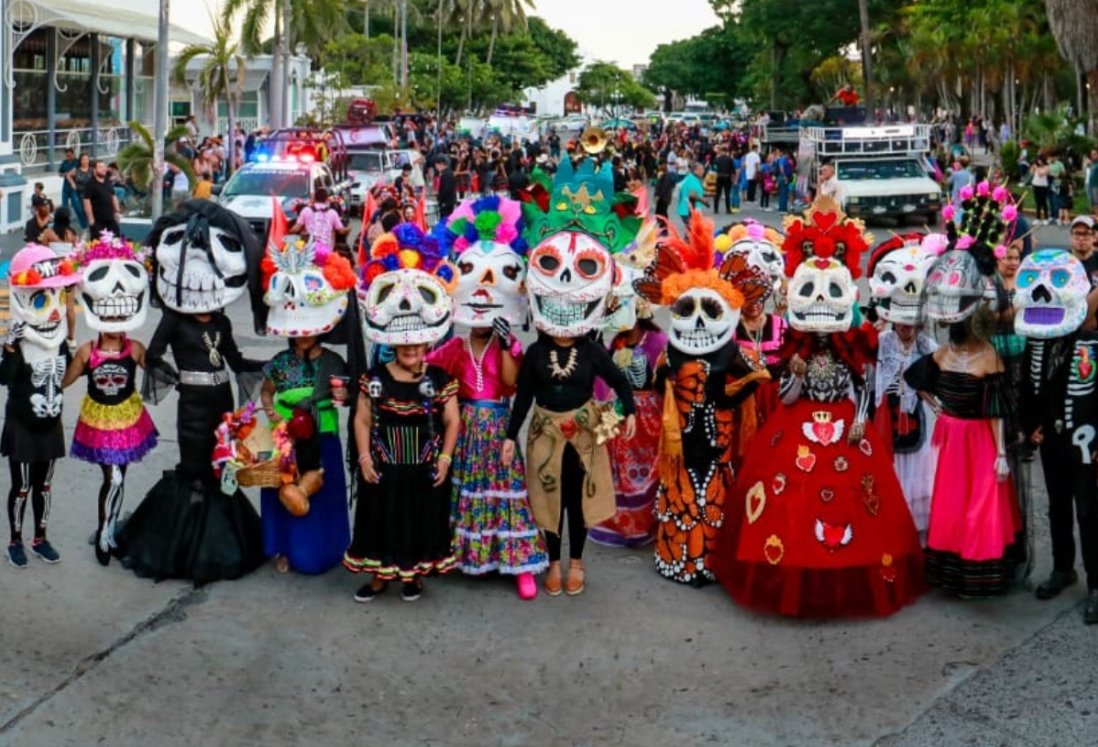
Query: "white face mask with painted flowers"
526 231 614 337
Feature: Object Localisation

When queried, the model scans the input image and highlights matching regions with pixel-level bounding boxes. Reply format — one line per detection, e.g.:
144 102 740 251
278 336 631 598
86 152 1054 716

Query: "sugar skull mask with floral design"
436 196 529 329
359 223 456 345
7 244 81 358
263 236 356 337
70 233 149 333
867 233 942 326
1014 249 1090 339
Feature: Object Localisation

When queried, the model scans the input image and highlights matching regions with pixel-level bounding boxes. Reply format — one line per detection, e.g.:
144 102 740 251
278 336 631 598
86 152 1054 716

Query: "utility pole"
858 0 873 115
151 0 170 219
401 0 409 91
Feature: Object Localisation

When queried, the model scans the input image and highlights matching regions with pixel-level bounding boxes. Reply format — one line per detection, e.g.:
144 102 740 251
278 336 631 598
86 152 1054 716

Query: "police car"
216 157 351 241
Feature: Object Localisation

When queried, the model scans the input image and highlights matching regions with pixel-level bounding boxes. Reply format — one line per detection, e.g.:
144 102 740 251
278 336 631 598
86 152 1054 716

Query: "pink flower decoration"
956 235 975 250
314 242 332 264
453 236 470 253
993 244 1007 259
496 223 518 244
992 186 1009 203
941 204 956 222
1002 204 1018 222
960 185 975 201
747 222 765 240
976 181 990 198
921 233 949 255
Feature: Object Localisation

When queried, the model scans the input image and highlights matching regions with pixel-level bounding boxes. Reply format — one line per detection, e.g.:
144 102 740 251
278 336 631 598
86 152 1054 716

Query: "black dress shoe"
1036 569 1079 600
1085 591 1098 625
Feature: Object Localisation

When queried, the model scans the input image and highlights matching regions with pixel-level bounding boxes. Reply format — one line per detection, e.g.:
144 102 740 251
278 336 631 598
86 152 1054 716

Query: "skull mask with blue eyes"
1013 249 1090 339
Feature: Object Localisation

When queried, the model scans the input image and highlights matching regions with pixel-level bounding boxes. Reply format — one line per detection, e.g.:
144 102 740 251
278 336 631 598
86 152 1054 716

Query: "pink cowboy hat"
7 243 81 289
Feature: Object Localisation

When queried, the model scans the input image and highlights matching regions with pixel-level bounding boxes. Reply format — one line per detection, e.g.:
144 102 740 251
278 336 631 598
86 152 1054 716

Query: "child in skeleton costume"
429 196 548 599
1 245 81 568
905 183 1023 597
61 234 158 566
867 232 943 543
1014 249 1098 622
590 219 667 549
116 200 267 584
257 235 355 575
346 224 462 603
712 197 925 618
721 221 788 427
633 210 771 585
503 157 639 597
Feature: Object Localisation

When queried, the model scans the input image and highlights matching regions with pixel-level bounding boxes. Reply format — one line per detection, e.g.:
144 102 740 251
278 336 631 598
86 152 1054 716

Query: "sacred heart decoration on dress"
801 411 845 446
814 519 853 551
745 481 767 524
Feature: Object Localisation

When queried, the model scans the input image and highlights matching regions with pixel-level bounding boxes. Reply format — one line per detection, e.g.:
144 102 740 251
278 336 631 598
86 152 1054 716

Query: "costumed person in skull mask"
502 157 638 597
429 196 548 599
633 210 771 585
590 219 667 549
905 183 1023 597
61 233 158 566
2 245 81 568
1015 248 1098 623
257 234 355 575
346 224 462 603
867 232 944 544
712 197 925 618
116 200 267 584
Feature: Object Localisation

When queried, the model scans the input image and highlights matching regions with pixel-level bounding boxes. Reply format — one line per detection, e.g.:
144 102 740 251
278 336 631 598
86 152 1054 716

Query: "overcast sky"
157 0 720 69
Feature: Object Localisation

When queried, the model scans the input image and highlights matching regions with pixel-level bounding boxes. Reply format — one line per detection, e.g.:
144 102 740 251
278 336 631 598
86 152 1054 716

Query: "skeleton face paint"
359 268 453 345
155 224 248 313
452 241 527 328
787 258 857 333
264 239 352 337
527 231 614 336
668 287 738 355
924 250 988 323
1014 249 1090 339
868 244 938 325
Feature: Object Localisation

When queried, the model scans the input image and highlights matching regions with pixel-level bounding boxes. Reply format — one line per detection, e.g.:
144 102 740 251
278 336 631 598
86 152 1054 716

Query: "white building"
522 51 600 118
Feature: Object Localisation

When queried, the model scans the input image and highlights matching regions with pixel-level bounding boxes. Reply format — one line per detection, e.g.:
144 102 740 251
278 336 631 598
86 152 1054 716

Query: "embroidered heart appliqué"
820 488 835 503
746 482 767 524
795 445 816 472
771 472 787 495
814 519 852 550
802 417 845 446
764 535 784 565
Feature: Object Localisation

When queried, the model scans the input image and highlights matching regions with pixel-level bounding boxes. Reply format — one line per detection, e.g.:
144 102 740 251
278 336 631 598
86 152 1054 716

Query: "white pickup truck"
800 124 942 224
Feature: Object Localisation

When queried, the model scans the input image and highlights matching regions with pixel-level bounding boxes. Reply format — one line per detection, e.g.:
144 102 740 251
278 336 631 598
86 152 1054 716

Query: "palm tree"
173 14 245 175
118 122 196 213
444 0 483 68
484 0 533 65
223 0 284 129
1045 0 1098 136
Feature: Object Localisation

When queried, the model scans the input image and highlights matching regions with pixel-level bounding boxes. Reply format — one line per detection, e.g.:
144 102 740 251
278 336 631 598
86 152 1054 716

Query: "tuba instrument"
580 127 608 155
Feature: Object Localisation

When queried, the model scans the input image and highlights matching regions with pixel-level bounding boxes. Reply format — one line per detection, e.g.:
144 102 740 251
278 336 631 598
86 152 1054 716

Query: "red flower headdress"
781 196 871 279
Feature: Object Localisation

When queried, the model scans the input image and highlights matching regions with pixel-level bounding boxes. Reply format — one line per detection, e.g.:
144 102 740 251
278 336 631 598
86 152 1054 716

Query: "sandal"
565 559 585 596
544 561 563 597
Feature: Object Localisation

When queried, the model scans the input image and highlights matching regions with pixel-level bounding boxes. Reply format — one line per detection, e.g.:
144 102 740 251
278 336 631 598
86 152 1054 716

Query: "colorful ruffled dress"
71 338 158 466
428 336 548 576
590 329 666 548
344 364 460 581
260 348 351 575
712 330 926 617
904 355 1023 596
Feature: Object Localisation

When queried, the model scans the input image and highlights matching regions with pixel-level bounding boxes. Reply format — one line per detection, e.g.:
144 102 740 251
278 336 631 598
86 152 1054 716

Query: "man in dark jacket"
436 156 457 218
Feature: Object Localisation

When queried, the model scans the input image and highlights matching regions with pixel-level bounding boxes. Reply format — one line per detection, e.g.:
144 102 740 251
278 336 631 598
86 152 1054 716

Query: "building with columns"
0 0 204 233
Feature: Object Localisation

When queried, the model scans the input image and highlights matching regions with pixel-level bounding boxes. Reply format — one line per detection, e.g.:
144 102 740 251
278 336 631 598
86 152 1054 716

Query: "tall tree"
483 0 534 65
1045 0 1098 135
173 14 246 174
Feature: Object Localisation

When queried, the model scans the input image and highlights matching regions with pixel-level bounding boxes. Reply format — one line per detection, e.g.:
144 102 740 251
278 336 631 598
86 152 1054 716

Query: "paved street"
0 205 1095 747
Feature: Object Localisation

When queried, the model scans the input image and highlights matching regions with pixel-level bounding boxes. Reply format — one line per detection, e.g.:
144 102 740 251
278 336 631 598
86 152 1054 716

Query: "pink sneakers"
516 572 538 600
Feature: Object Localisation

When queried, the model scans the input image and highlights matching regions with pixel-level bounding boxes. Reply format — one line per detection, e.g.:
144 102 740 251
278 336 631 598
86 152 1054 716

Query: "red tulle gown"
712 330 926 617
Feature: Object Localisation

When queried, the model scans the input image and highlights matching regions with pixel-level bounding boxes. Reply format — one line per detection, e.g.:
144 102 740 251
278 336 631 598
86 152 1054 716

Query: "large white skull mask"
603 264 640 335
668 287 739 356
155 224 248 313
80 258 149 332
264 240 351 337
453 241 527 328
925 250 989 323
788 258 857 333
868 244 938 325
11 286 68 361
527 231 614 336
359 268 453 345
730 237 784 299
1014 249 1090 339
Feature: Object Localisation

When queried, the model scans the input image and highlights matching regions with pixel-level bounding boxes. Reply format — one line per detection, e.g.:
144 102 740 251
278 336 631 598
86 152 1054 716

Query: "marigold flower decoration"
359 222 457 293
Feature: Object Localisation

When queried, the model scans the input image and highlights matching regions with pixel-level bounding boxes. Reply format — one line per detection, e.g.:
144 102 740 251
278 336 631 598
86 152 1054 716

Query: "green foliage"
645 25 751 109
118 122 197 215
577 62 655 114
526 17 579 81
1023 105 1096 154
320 32 397 87
999 139 1021 180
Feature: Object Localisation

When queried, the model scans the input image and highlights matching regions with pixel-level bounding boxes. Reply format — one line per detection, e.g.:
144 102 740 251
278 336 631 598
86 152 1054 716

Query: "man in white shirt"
744 145 761 202
818 162 841 201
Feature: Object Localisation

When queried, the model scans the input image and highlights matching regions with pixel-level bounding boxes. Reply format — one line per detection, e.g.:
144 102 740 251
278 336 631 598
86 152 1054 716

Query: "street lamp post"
151 0 170 220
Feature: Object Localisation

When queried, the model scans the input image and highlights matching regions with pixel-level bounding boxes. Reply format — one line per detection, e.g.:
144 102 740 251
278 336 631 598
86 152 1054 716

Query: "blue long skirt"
261 434 350 574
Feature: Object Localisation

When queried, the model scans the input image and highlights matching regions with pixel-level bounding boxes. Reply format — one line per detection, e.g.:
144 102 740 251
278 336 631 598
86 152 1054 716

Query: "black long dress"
116 311 266 584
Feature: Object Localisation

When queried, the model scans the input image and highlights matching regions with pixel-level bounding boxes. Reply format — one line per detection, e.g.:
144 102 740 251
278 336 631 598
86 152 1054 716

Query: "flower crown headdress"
434 195 529 259
942 180 1018 267
781 196 871 278
261 235 357 293
359 222 457 293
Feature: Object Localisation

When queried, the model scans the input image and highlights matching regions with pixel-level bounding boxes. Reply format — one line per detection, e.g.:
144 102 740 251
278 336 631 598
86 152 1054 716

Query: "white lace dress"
874 330 939 536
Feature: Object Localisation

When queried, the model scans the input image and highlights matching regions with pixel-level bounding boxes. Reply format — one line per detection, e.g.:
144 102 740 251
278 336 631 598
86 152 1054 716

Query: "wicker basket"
231 423 285 488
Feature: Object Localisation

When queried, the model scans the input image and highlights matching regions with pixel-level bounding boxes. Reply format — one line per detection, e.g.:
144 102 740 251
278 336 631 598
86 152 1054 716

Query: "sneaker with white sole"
30 540 61 564
7 542 28 569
